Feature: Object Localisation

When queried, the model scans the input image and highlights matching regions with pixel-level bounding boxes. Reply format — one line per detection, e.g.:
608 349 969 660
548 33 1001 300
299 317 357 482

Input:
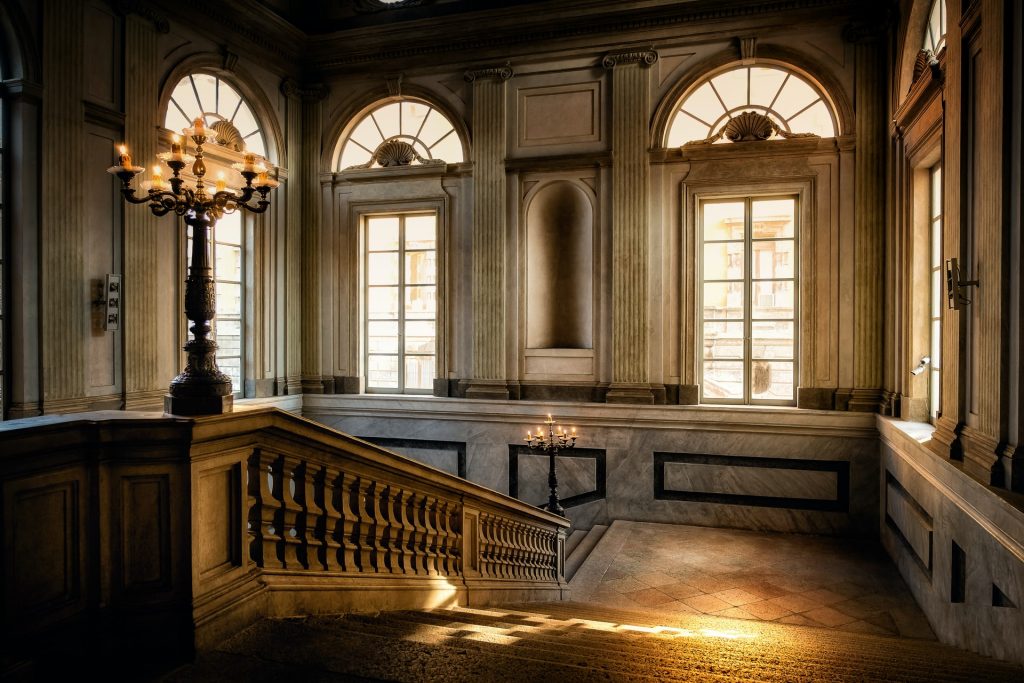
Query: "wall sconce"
945 257 979 310
910 355 931 376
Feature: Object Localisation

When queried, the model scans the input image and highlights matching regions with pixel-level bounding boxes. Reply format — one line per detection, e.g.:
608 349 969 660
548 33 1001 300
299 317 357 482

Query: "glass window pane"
218 81 241 122
350 115 384 153
752 281 794 319
931 269 942 317
172 78 199 118
703 242 745 280
165 107 190 135
368 286 399 319
774 76 818 119
404 356 435 390
215 244 242 281
703 201 745 241
405 320 436 354
752 240 794 279
232 102 258 140
405 286 436 319
372 103 400 140
368 253 399 285
340 142 371 169
405 215 436 249
751 321 794 360
751 361 793 401
703 282 744 319
368 320 399 354
702 321 744 359
711 68 748 111
401 101 431 137
192 73 217 115
367 216 399 251
419 108 452 147
931 220 942 269
367 355 399 388
703 360 744 400
216 282 241 316
218 357 241 394
216 319 241 356
752 199 795 238
749 68 787 109
930 369 941 418
429 131 463 163
931 319 941 369
786 100 834 137
667 111 710 146
217 213 242 245
683 82 726 126
931 167 942 219
405 251 436 285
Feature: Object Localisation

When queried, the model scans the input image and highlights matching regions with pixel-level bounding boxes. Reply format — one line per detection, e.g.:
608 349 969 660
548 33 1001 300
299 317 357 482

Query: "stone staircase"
165 601 1024 682
564 523 607 581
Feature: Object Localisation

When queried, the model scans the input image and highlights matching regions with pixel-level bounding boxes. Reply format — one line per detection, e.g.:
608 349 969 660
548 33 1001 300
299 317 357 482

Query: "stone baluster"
340 471 361 572
603 49 659 404
395 488 416 575
319 465 344 571
447 502 462 575
257 451 284 569
383 485 403 574
405 492 426 576
424 497 440 575
369 482 390 572
354 476 377 572
298 461 324 570
280 456 305 568
246 453 261 566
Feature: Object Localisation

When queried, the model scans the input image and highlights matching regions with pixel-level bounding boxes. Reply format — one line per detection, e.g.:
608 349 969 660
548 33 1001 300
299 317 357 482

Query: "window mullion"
398 215 406 394
745 197 753 404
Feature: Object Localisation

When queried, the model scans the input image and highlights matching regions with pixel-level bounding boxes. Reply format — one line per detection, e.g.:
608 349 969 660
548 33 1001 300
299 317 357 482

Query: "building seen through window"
700 197 797 404
364 213 437 393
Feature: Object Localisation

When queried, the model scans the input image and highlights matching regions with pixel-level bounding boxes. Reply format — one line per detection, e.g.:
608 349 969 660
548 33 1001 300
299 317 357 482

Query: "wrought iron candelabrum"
107 118 279 415
524 415 578 516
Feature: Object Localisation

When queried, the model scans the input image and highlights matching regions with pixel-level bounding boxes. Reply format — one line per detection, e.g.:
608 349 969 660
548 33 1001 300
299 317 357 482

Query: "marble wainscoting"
303 396 879 535
878 417 1024 665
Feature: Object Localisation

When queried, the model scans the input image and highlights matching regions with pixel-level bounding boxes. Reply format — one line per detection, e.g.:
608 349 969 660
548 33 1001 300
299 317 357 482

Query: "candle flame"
152 165 162 176
118 145 127 154
172 134 181 143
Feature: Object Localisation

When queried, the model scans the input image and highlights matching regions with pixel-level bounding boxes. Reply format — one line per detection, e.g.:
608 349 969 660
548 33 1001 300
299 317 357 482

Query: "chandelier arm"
121 188 155 205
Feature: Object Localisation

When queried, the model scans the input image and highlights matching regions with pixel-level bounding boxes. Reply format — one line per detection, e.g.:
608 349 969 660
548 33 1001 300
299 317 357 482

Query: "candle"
193 117 205 134
151 165 164 191
117 144 131 167
215 171 226 193
243 152 256 170
171 134 183 160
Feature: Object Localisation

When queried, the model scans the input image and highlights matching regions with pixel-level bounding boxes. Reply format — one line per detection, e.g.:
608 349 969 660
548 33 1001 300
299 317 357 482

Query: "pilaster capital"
280 78 329 102
113 0 170 33
601 48 658 69
464 64 514 83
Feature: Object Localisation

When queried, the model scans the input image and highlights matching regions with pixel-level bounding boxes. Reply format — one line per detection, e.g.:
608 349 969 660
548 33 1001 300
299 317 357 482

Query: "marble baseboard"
878 417 1024 665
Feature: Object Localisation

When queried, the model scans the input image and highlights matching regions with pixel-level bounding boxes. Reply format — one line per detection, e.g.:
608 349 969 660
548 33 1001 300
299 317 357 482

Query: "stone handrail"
0 407 569 668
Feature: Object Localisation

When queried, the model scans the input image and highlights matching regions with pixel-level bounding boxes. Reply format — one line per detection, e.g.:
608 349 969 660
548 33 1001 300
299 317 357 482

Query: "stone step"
563 528 588 558
564 524 607 580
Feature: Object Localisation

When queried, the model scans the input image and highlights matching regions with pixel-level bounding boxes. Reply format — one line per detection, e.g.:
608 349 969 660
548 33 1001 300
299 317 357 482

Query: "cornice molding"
113 0 170 34
601 48 658 69
464 64 514 83
280 78 329 102
0 78 43 102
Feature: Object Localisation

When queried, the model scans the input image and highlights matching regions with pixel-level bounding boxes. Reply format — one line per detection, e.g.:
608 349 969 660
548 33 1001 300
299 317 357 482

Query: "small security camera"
910 356 931 376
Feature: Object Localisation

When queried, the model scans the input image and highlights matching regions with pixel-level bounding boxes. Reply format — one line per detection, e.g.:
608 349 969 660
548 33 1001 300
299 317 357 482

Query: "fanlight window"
666 65 837 146
923 0 946 54
164 73 266 157
338 99 464 170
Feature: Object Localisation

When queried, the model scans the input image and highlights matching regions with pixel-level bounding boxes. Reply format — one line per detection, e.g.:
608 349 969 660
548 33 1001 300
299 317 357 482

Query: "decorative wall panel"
518 82 601 147
509 446 606 509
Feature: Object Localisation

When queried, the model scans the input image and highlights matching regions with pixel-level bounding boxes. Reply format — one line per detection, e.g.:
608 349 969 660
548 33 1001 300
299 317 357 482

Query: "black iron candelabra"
107 118 279 415
524 415 578 516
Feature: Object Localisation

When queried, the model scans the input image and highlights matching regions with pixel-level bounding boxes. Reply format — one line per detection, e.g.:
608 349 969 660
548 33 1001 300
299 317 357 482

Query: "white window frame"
362 210 438 395
929 163 943 422
697 193 799 406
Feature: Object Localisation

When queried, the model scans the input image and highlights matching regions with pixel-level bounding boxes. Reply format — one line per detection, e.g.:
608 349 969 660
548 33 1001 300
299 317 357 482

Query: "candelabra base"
164 393 234 416
544 502 565 517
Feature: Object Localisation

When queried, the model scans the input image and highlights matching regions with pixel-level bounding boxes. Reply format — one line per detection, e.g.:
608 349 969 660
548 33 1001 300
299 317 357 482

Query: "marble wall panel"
663 458 840 502
357 436 466 478
510 447 603 508
884 472 933 574
304 398 878 535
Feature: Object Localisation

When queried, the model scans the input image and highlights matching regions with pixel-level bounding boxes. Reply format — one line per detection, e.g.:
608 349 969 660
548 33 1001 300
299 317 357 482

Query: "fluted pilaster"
280 80 306 394
123 14 161 408
465 66 511 399
605 50 656 404
849 29 887 412
41 0 85 408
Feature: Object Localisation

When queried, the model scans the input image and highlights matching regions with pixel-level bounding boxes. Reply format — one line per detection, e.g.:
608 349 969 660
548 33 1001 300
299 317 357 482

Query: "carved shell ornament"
684 111 819 146
348 137 446 169
210 119 246 152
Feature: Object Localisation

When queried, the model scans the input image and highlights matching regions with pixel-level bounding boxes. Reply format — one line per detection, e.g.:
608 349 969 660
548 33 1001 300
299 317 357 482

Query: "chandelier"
107 117 279 415
525 415 579 516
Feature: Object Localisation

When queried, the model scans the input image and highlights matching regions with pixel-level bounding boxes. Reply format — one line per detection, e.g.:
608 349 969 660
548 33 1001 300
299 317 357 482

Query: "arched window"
666 64 837 146
337 98 464 170
0 81 5 418
164 73 266 157
923 0 946 54
164 72 267 396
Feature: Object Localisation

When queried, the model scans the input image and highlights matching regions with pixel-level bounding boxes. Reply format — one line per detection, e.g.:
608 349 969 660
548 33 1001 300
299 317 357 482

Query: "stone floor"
572 520 935 639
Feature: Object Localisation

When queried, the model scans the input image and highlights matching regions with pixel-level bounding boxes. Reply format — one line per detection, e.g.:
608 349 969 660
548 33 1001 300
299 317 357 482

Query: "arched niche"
526 181 593 349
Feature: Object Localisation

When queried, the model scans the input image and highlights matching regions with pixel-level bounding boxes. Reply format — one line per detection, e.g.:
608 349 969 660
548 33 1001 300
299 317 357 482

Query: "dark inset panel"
951 541 966 603
509 446 606 509
653 452 849 512
884 471 933 576
357 436 466 479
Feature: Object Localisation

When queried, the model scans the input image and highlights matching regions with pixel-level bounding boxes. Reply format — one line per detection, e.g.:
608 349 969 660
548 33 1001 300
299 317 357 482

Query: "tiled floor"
582 521 935 639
